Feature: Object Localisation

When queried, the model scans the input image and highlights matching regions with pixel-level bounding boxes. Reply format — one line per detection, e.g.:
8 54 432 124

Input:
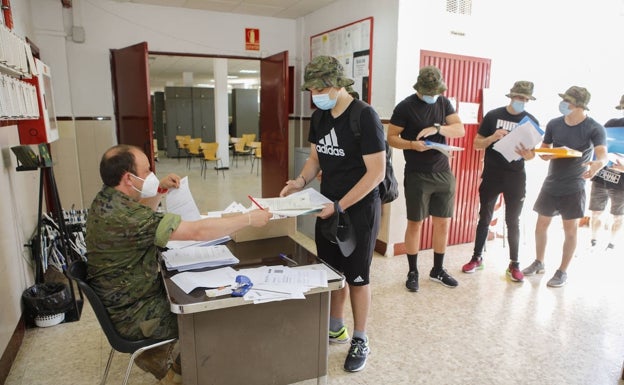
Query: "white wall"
32 0 298 118
299 0 400 119
397 0 624 126
0 1 40 358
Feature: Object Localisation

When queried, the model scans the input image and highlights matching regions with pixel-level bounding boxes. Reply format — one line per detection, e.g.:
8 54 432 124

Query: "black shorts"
533 189 585 220
315 196 381 286
404 170 455 221
589 183 624 215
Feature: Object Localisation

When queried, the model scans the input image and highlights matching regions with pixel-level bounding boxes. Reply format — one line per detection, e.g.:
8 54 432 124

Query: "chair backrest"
241 133 256 144
176 135 190 149
254 145 262 158
187 138 201 155
234 140 248 152
202 142 219 160
67 261 163 353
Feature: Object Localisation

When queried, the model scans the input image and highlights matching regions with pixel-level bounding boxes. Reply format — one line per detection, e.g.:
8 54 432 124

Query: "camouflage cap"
413 66 447 95
301 56 354 91
616 94 624 110
505 81 536 100
558 86 591 110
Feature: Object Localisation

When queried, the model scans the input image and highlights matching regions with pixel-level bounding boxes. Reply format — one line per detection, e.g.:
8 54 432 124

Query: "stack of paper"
250 188 332 217
492 116 544 162
534 147 582 158
162 245 239 272
235 265 328 304
170 266 237 294
165 236 231 250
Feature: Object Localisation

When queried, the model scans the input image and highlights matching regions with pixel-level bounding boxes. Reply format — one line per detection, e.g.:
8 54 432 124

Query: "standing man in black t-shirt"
588 94 624 251
387 66 465 292
462 81 539 282
280 56 385 373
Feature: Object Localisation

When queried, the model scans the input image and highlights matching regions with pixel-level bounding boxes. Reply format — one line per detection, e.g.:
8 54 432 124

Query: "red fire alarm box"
18 59 59 144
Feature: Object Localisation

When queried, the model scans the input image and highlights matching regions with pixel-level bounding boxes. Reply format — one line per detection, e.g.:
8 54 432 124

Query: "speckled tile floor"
6 155 624 385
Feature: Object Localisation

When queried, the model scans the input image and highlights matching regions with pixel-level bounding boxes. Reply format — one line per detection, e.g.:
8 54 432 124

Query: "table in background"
162 236 344 385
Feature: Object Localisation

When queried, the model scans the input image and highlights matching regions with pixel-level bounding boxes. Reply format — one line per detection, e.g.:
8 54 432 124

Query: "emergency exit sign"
245 28 260 51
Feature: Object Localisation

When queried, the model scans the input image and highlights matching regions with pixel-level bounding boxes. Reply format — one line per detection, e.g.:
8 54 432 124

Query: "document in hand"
606 126 624 154
492 116 544 162
250 188 332 217
162 245 239 271
534 147 582 158
165 176 202 221
424 140 464 158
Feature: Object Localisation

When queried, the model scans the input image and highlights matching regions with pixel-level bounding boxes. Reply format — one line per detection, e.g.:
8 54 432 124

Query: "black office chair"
67 261 176 385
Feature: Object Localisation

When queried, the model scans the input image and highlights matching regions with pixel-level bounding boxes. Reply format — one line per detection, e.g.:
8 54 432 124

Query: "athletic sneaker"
521 260 545 276
343 337 370 372
329 325 350 344
405 271 419 292
506 264 524 282
547 269 567 287
429 268 458 288
462 257 484 273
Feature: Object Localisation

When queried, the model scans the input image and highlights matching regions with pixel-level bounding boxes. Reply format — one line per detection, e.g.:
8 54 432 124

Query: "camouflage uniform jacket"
86 186 181 340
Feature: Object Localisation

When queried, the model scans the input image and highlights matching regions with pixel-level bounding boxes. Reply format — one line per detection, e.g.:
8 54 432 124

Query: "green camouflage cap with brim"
301 56 354 91
559 86 591 110
506 81 536 100
413 66 447 95
616 94 624 110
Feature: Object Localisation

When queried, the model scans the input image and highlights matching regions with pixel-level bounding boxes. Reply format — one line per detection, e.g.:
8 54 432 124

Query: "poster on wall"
310 17 373 103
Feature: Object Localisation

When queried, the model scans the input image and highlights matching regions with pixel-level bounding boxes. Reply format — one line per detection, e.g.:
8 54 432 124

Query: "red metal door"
420 50 491 248
110 42 155 170
260 51 289 198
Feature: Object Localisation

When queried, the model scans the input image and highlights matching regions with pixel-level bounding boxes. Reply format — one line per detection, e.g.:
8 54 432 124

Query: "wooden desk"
162 236 344 385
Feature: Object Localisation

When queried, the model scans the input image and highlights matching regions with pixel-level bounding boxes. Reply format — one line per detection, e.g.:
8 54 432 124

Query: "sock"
353 329 367 342
329 317 344 332
433 252 444 272
407 253 418 272
509 260 519 268
473 253 482 261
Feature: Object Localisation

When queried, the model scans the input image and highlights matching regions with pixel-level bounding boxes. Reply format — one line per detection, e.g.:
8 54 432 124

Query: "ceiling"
122 0 337 19
143 0 337 91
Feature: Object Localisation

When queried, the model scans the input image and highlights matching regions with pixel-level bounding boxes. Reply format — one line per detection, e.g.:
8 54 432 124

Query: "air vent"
446 0 472 15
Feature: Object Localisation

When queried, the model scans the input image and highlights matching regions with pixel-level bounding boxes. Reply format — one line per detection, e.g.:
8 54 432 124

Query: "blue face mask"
422 95 439 104
511 100 525 113
559 100 573 116
312 93 337 110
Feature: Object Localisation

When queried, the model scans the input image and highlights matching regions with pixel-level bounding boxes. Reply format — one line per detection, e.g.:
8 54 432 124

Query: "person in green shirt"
86 144 271 384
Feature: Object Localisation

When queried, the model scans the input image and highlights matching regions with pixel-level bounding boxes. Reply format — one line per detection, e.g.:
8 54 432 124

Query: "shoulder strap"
349 99 368 139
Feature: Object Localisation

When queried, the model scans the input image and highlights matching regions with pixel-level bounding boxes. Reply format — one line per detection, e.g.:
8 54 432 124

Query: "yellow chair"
186 138 202 169
233 139 252 167
241 133 256 144
249 142 262 175
200 142 224 179
175 135 191 161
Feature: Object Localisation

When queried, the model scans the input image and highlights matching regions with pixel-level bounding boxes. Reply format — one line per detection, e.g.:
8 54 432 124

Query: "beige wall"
0 126 39 354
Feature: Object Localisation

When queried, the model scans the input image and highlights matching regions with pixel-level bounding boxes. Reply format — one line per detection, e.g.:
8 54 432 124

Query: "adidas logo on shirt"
316 128 346 157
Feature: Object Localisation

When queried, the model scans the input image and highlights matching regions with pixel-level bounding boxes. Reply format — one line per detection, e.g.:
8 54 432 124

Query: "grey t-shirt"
541 116 606 195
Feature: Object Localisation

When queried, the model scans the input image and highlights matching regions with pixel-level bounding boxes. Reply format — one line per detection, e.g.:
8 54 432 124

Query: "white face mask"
130 172 159 198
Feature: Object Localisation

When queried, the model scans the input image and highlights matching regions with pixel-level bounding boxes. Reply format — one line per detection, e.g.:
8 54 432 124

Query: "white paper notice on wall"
458 102 480 124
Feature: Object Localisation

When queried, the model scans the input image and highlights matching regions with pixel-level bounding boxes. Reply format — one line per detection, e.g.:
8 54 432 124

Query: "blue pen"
279 253 298 266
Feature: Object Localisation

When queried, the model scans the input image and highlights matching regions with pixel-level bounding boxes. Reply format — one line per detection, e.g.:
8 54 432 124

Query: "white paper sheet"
170 266 237 294
493 117 544 162
165 176 202 221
